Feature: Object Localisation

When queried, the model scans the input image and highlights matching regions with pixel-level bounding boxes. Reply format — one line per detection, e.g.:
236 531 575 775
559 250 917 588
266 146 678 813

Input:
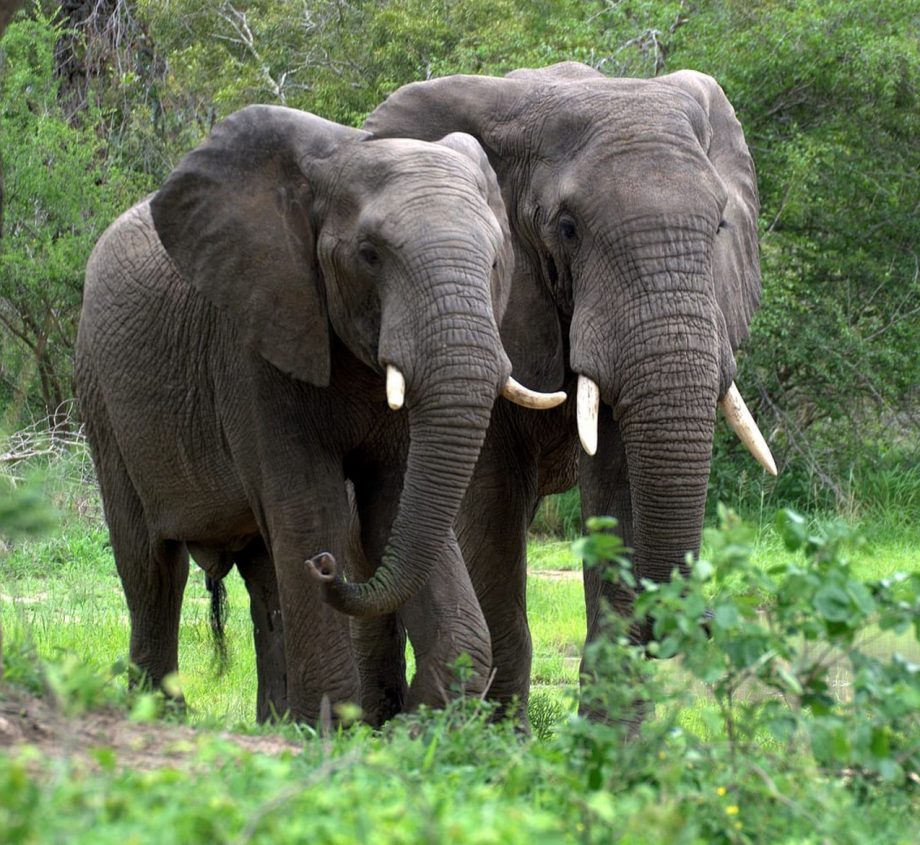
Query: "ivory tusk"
719 382 778 476
577 375 599 456
386 365 405 410
501 376 567 410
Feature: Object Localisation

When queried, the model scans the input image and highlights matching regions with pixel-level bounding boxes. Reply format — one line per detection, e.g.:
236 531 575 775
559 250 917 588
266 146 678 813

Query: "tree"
0 10 142 419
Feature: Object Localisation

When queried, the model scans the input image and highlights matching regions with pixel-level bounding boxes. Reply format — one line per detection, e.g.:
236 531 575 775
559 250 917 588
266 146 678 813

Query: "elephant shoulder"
85 196 182 308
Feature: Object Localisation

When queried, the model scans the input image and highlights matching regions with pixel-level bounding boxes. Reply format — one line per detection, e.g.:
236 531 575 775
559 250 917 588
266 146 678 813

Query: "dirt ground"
0 683 302 772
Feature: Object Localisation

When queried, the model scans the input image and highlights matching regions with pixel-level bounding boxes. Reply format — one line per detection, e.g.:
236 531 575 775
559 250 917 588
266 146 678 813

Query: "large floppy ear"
150 105 365 386
364 76 567 391
434 132 514 322
363 75 522 151
659 70 762 351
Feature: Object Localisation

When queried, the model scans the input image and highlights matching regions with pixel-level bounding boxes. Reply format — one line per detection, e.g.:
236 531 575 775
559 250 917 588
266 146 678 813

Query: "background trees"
0 0 915 512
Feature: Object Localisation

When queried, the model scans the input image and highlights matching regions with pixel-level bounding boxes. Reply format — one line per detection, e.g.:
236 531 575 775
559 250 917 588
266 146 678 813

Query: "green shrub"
561 506 920 842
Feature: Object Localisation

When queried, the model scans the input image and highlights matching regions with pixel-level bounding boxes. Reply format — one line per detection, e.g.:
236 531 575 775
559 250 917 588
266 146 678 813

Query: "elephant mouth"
574 373 777 476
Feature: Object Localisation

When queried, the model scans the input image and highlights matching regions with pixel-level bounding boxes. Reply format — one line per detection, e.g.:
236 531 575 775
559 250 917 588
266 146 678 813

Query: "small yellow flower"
726 805 740 816
716 786 727 796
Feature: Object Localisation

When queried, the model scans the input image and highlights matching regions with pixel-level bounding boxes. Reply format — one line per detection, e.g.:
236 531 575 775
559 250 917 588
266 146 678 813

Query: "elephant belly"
123 432 260 548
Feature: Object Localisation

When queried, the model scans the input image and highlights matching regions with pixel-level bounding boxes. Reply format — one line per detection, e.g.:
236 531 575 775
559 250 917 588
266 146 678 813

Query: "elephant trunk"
610 291 722 625
572 232 725 633
619 411 715 571
314 311 506 617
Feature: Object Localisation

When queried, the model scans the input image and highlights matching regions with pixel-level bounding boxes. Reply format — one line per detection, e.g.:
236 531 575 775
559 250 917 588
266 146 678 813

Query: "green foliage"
2 508 919 843
0 510 920 845
0 8 145 419
559 505 920 841
135 0 690 127
0 475 55 540
675 0 920 510
531 489 583 539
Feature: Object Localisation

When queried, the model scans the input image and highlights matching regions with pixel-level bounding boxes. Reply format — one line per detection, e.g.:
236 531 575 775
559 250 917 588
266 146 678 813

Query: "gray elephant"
75 105 564 723
358 62 777 720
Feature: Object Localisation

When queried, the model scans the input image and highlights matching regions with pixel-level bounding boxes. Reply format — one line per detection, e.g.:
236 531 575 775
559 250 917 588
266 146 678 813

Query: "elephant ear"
434 132 514 322
659 70 762 351
364 76 567 391
151 105 365 386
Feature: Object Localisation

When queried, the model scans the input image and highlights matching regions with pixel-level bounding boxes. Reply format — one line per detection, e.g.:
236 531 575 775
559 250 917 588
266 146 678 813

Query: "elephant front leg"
266 464 360 725
400 532 492 709
346 478 408 726
455 432 539 722
351 467 492 719
578 413 647 729
579 413 635 641
235 538 288 723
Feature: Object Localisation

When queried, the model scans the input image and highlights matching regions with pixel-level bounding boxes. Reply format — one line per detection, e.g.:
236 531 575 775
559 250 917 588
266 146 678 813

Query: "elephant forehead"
347 138 483 192
356 189 503 251
527 80 710 159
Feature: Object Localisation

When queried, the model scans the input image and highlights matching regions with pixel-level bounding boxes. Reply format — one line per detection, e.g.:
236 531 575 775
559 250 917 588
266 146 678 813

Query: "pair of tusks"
576 375 778 476
385 364 568 412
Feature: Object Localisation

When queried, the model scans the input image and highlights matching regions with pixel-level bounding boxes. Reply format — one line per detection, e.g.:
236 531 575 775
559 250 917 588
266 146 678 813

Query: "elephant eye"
717 219 729 232
557 214 578 244
359 243 380 268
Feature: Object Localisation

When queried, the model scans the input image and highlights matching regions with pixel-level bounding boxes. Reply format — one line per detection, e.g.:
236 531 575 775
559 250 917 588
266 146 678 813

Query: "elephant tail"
205 575 230 676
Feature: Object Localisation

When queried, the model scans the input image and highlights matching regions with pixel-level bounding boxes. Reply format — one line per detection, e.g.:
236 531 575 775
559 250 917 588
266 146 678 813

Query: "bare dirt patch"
0 683 301 772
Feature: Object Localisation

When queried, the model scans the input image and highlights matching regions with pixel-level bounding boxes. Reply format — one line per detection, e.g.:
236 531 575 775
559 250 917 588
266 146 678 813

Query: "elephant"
75 104 566 723
355 62 777 721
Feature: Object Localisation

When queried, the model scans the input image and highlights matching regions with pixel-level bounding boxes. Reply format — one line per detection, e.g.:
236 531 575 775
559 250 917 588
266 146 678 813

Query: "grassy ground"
2 509 917 726
1 485 918 843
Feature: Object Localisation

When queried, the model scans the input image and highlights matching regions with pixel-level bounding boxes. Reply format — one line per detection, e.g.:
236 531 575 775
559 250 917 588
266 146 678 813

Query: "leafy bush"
3 508 917 843
564 506 920 841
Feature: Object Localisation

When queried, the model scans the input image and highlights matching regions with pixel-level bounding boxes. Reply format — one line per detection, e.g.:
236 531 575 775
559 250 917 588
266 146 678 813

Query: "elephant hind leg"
235 537 288 723
95 438 189 693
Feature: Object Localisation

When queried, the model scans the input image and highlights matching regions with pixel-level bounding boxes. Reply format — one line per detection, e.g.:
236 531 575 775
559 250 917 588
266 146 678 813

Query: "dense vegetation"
0 3 918 842
2 488 919 843
0 0 916 515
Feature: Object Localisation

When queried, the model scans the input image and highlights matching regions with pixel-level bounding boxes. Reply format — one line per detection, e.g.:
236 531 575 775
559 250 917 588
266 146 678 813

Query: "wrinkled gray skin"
359 63 761 721
75 105 515 723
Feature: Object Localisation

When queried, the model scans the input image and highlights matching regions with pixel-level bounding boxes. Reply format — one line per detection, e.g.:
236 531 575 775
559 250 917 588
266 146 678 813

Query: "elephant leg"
100 449 190 694
266 462 360 725
346 477 408 727
235 537 288 723
578 413 646 729
400 531 492 710
456 423 539 720
351 463 492 719
579 413 635 644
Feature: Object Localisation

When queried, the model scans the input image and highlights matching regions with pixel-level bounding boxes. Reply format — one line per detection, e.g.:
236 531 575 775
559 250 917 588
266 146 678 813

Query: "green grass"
3 509 916 725
2 501 919 844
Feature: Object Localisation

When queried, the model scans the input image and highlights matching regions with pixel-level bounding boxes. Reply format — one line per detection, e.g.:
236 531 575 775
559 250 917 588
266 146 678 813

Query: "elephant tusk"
386 365 405 410
501 376 567 410
719 383 778 476
577 375 599 456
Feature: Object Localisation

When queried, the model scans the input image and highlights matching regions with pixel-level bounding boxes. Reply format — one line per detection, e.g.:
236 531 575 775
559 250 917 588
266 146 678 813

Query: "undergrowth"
2 509 918 843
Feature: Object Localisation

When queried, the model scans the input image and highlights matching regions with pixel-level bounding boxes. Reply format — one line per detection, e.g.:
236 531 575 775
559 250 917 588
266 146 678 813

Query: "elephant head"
150 105 564 618
364 65 775 621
